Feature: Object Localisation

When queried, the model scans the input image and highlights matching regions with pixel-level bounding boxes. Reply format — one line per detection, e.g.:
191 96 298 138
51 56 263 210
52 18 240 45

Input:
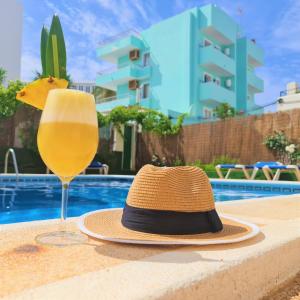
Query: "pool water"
0 176 299 224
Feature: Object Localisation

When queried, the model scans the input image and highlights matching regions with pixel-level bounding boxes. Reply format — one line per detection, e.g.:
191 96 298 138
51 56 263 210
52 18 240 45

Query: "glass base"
35 231 88 247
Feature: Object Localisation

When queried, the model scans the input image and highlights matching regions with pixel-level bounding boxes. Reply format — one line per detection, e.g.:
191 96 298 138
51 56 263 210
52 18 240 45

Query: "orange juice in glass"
37 89 98 245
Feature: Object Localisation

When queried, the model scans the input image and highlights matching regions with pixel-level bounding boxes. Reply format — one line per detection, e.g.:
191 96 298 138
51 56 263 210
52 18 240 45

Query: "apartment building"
0 0 23 84
96 4 264 121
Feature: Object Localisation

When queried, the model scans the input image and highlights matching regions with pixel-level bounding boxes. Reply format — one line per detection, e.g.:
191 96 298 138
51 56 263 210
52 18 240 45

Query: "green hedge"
200 164 296 181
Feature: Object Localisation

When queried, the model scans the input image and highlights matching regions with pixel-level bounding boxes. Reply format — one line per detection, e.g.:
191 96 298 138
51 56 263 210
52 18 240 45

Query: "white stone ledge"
3 219 300 300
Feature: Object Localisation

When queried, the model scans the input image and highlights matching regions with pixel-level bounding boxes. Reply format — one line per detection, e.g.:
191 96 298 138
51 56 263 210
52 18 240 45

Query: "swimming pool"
1 175 300 224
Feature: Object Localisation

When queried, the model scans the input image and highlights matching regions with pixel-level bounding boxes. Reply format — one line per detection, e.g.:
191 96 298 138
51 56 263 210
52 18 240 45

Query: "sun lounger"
83 161 109 175
215 161 283 180
215 164 254 179
262 164 300 181
251 161 284 180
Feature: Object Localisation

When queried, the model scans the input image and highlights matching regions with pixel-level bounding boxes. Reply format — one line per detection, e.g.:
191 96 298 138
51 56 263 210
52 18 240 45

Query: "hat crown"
126 164 215 212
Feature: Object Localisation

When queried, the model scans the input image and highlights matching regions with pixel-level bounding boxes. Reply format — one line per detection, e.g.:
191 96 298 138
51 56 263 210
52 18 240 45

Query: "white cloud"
174 0 186 12
131 0 161 25
173 0 201 13
96 0 160 28
96 0 111 9
68 56 107 82
272 1 300 51
45 1 119 47
21 51 41 81
24 15 35 24
21 50 104 83
96 0 136 27
42 0 163 83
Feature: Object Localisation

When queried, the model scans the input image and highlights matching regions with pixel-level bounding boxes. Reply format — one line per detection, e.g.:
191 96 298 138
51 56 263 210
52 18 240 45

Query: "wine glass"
36 89 98 246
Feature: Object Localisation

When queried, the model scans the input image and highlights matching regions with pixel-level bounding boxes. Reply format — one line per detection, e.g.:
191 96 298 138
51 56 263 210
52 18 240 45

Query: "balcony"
96 94 135 113
247 39 263 67
96 65 151 91
199 82 235 107
247 71 264 93
97 30 144 63
200 4 237 45
200 45 235 76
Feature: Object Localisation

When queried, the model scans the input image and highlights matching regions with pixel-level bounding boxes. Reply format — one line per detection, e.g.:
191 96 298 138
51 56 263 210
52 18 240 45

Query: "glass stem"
61 182 69 221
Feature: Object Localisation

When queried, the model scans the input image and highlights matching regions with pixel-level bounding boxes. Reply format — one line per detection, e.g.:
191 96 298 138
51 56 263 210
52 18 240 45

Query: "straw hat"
78 165 260 245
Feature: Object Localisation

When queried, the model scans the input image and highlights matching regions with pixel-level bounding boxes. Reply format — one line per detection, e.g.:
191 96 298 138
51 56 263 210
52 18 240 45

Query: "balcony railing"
247 39 263 67
200 81 233 90
97 66 117 76
199 45 235 76
199 81 235 106
200 5 237 45
96 64 151 90
199 44 232 58
99 29 140 46
95 95 117 104
95 93 130 104
247 71 263 93
280 88 300 97
97 63 146 76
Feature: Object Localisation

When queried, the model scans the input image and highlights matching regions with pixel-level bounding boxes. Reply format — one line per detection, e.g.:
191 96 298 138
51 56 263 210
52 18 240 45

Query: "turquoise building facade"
96 4 264 121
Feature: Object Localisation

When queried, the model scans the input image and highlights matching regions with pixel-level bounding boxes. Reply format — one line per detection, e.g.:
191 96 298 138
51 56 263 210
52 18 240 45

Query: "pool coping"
0 173 300 184
0 173 135 179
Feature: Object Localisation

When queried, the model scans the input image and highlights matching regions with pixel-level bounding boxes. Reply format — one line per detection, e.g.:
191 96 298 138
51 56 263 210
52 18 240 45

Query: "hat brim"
78 208 260 245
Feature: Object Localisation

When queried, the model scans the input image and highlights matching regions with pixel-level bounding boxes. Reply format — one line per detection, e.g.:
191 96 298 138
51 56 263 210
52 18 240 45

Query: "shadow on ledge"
91 232 265 263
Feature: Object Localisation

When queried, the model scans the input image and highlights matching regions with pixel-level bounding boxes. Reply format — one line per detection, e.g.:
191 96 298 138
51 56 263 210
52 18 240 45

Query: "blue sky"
21 0 300 111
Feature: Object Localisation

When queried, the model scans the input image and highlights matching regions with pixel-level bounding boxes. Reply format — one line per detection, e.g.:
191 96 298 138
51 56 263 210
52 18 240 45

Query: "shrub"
264 131 298 164
97 105 186 136
214 103 236 120
187 160 203 168
173 157 185 166
212 155 238 165
150 154 168 167
0 79 24 118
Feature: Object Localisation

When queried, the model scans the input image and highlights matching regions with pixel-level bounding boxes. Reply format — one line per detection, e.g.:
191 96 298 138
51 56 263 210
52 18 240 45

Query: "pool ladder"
4 148 19 180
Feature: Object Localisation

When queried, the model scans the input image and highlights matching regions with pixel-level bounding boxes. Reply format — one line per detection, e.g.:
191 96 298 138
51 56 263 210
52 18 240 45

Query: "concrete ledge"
163 237 300 300
1 195 300 300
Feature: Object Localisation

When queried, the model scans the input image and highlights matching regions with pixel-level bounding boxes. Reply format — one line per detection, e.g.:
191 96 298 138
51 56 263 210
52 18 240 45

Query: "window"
204 39 212 47
86 86 91 93
79 86 83 91
143 53 150 67
214 44 221 51
203 108 213 119
224 47 231 57
213 78 220 85
204 73 212 83
142 83 150 99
